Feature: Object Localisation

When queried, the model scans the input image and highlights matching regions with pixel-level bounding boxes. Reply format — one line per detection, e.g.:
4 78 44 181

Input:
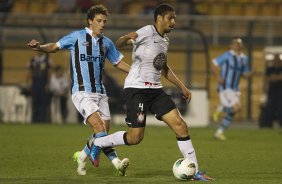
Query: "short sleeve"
106 39 123 65
134 25 152 45
214 52 228 66
57 31 77 49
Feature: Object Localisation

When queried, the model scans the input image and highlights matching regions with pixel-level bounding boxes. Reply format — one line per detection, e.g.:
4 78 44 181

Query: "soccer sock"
80 134 93 161
94 131 127 148
177 136 199 172
96 132 120 161
81 132 119 161
80 146 89 161
217 107 234 133
102 147 118 161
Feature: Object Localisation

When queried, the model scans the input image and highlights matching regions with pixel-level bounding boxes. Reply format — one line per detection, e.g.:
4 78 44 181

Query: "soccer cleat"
214 132 226 141
73 151 86 175
116 158 130 176
89 143 101 167
194 171 215 181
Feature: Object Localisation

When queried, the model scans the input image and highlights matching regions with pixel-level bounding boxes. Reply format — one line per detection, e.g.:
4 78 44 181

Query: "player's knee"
126 133 144 145
173 119 188 135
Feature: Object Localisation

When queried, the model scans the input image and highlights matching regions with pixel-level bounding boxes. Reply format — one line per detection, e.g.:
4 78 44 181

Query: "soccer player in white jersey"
211 38 252 140
89 4 213 181
28 5 130 176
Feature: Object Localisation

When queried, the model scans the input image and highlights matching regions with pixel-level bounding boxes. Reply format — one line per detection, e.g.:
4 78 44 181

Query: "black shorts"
124 88 176 128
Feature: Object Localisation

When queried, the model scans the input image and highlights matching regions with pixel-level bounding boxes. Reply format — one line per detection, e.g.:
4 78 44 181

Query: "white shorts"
219 89 241 108
72 91 111 124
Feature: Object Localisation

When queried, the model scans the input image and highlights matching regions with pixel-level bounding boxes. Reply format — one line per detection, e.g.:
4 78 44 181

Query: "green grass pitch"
0 123 281 184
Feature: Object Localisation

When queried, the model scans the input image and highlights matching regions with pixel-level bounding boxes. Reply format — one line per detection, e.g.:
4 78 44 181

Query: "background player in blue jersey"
211 38 252 140
28 5 131 176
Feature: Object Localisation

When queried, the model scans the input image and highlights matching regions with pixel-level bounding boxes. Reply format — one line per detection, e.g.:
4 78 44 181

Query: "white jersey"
124 25 169 89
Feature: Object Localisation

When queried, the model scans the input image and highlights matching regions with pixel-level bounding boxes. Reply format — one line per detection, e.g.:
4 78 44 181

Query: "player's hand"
181 86 191 104
27 39 40 50
126 32 138 41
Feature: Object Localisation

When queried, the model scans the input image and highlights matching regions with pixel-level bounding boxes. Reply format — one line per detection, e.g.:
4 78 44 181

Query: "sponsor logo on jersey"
80 54 104 62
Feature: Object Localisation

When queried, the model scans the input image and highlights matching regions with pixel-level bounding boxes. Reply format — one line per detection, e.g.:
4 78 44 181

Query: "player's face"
88 14 107 37
161 11 176 33
231 39 243 52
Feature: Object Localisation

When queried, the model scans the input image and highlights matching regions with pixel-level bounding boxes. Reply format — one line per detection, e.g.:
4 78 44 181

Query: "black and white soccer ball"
172 158 196 181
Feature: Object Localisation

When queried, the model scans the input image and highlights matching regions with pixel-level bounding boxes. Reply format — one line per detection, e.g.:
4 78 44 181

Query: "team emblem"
137 112 145 123
153 53 167 70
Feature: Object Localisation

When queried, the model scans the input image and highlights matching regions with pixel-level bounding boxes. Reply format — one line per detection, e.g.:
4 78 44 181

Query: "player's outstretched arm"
27 39 59 53
115 32 138 48
162 64 191 103
114 60 131 73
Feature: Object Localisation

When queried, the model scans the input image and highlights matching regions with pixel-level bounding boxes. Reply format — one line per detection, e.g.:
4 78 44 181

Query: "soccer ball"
172 158 196 180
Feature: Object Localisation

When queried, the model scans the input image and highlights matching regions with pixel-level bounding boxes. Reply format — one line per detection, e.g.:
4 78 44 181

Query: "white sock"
94 131 126 148
111 157 121 169
216 127 224 134
79 149 88 161
177 139 199 172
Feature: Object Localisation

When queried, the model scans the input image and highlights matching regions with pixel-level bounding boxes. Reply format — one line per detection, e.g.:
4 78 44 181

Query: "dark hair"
87 4 108 25
154 4 175 22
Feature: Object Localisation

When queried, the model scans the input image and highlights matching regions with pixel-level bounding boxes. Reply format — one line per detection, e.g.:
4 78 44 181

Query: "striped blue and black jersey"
213 50 250 92
56 27 123 94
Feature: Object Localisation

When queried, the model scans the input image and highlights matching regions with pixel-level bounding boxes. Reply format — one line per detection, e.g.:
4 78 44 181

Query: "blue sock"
83 145 90 155
91 132 118 161
219 108 234 131
83 132 107 156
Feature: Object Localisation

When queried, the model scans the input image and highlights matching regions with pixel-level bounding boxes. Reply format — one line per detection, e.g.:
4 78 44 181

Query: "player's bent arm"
28 40 59 53
162 64 183 89
210 60 224 84
115 32 137 48
162 64 191 102
38 43 59 53
114 61 131 73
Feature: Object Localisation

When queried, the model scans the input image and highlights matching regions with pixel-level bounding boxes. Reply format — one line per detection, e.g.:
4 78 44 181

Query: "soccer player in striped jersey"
28 5 130 176
89 4 213 181
211 38 252 140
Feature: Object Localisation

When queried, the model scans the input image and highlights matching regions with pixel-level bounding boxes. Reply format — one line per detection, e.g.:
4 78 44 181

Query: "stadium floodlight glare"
265 53 275 61
279 54 282 61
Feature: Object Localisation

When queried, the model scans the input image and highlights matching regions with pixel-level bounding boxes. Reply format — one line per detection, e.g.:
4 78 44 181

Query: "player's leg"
150 91 197 168
212 104 223 122
71 92 107 173
98 94 129 172
89 119 130 176
73 111 105 175
161 108 214 181
151 89 213 181
94 88 148 146
91 88 148 171
214 90 240 140
161 108 198 169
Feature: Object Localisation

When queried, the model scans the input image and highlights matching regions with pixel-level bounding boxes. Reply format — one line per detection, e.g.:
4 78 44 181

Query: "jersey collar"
85 27 104 41
153 25 165 38
230 49 243 57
